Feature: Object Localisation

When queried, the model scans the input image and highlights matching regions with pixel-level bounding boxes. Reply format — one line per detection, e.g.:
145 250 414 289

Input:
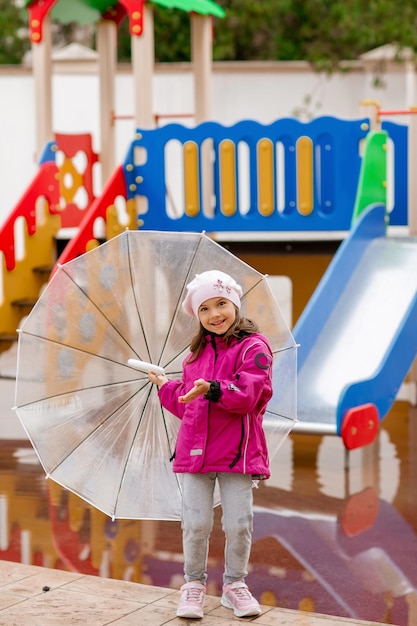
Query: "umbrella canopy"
14 231 297 520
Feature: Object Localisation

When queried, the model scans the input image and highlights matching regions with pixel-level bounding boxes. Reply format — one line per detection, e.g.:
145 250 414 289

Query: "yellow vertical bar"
297 136 314 215
220 139 236 216
183 141 199 217
257 138 274 216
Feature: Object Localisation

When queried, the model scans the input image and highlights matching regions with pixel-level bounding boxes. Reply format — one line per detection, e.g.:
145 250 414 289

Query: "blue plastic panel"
124 117 369 232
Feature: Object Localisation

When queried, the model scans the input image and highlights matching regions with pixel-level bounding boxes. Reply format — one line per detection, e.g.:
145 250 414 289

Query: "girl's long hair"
187 306 260 363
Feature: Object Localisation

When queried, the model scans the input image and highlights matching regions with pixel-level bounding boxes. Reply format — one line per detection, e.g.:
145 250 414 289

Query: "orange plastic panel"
183 141 200 217
296 136 314 215
257 138 274 216
219 139 236 216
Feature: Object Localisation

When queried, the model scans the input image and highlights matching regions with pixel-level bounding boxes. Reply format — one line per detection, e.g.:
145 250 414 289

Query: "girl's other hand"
179 378 210 403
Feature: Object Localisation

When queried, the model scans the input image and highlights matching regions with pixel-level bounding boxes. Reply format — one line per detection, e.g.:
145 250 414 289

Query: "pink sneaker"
221 581 261 617
176 581 206 619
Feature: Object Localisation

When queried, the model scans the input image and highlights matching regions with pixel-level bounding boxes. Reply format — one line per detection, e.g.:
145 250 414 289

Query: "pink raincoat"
158 332 273 478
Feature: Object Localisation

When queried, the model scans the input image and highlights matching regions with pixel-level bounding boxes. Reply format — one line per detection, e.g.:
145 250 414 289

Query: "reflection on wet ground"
1 399 416 626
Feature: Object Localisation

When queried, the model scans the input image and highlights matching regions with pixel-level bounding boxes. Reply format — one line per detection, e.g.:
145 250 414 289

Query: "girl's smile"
198 297 236 334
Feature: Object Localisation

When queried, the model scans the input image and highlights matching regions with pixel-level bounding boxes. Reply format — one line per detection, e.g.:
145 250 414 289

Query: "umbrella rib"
242 275 298 348
44 385 150 476
113 385 176 516
19 328 298 365
59 263 148 359
16 326 183 410
131 236 294 369
242 274 267 299
264 410 297 421
125 234 153 362
151 233 205 367
272 345 298 354
159 404 176 456
17 329 151 372
16 378 148 410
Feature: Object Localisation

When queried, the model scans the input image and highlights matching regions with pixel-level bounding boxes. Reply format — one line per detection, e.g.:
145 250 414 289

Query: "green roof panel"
152 0 225 18
52 0 103 25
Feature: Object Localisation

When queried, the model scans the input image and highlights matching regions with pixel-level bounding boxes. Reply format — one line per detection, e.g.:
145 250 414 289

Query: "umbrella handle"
127 359 165 375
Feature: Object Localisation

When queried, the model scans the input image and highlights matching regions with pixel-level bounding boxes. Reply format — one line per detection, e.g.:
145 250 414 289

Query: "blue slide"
293 203 417 449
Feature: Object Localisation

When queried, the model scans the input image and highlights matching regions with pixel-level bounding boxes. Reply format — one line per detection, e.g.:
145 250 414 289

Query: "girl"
148 269 272 619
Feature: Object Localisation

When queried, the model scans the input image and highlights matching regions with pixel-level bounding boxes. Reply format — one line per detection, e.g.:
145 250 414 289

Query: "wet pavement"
0 561 387 625
0 341 416 625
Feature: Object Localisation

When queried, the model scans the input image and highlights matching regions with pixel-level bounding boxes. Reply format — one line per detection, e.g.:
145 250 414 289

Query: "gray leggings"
181 472 254 586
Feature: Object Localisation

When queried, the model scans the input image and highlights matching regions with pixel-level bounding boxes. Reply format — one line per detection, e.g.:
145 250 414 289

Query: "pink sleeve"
216 340 273 414
158 379 186 419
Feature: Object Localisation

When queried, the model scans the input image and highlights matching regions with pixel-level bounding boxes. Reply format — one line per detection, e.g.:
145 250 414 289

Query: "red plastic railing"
0 162 60 271
52 165 128 274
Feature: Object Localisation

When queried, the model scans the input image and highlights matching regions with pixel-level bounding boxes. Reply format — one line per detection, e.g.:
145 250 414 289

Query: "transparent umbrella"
14 230 297 520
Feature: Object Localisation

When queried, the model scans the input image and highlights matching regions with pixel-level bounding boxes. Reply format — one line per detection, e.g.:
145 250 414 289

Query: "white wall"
0 59 413 226
0 72 37 221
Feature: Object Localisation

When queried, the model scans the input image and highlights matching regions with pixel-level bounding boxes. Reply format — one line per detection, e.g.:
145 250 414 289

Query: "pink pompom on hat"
182 270 243 318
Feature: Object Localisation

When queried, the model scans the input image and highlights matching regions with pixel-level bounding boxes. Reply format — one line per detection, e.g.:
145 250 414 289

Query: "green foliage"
213 0 282 61
117 0 417 69
153 7 191 63
116 17 131 63
117 7 191 63
0 0 30 64
5 0 417 68
213 0 417 68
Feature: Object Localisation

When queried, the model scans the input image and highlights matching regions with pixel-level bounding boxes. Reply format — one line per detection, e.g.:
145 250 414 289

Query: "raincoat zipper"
209 334 247 471
229 418 244 468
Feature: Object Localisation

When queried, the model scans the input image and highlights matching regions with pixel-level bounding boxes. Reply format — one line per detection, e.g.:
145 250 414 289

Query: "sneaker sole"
221 594 261 618
176 607 204 619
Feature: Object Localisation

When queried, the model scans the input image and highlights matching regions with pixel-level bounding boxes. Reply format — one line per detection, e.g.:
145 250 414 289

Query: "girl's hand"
148 371 168 387
178 378 210 403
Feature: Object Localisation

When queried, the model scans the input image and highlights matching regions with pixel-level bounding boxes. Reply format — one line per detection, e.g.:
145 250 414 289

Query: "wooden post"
97 19 117 184
32 13 53 160
405 60 416 110
191 13 213 123
359 99 380 131
131 3 154 128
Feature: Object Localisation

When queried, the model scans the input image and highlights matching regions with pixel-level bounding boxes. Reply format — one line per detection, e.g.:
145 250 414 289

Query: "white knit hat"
182 270 243 318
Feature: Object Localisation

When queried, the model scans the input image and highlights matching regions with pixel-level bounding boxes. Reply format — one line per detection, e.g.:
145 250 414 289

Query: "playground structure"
1 1 417 452
24 0 225 177
1 112 417 452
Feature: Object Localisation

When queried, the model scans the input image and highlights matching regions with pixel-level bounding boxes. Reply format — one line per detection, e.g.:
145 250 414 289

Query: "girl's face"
198 296 237 334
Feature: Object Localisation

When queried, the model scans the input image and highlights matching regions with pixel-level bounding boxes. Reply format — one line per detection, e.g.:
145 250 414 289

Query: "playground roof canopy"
24 0 225 24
